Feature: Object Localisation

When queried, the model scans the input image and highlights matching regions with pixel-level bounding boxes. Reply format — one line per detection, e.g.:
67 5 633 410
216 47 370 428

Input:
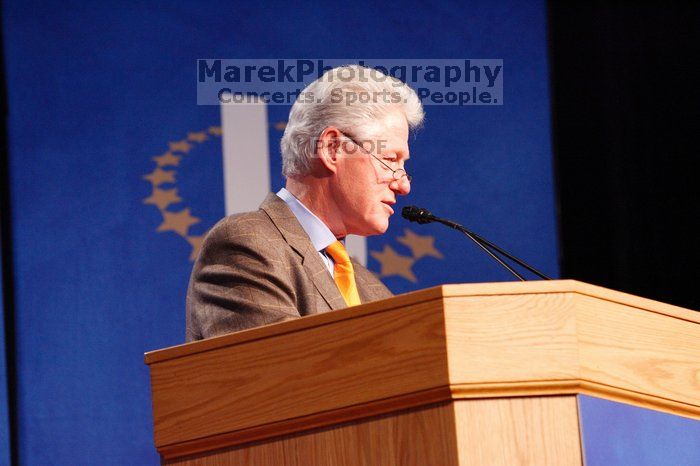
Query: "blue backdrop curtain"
1 1 558 463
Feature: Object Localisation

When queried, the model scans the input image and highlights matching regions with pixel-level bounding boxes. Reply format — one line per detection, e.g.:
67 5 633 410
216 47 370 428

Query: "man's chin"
354 217 390 236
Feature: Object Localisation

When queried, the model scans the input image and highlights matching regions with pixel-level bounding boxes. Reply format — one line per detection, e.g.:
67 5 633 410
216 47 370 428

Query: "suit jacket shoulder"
186 193 393 341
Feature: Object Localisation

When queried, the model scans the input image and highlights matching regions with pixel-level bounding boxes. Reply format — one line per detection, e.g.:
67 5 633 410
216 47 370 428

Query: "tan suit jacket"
186 193 393 341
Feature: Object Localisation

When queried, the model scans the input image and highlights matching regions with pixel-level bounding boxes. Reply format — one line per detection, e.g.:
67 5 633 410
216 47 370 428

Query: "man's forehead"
376 109 409 133
361 111 409 145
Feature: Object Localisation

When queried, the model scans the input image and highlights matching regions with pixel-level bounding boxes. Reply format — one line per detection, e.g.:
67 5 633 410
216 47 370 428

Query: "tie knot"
326 240 351 265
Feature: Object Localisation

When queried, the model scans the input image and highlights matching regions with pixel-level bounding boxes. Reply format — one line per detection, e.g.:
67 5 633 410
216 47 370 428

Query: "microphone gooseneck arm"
432 217 526 281
401 205 551 281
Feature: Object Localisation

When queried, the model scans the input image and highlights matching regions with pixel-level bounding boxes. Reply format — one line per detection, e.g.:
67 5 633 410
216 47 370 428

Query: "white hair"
281 64 424 177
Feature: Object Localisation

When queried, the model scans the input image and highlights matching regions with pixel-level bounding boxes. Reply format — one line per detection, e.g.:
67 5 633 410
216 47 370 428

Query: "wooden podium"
145 280 700 465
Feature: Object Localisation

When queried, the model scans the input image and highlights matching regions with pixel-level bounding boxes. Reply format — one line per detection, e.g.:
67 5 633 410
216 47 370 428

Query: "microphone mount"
401 205 551 281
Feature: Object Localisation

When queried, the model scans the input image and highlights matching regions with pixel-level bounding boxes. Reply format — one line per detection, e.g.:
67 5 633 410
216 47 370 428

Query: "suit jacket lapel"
352 259 370 303
260 193 346 311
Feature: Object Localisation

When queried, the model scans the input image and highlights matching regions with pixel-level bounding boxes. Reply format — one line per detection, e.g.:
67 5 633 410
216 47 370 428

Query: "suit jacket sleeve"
185 214 300 341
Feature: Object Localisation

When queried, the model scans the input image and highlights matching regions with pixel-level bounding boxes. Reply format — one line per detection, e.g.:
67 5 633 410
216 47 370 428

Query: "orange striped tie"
325 240 362 307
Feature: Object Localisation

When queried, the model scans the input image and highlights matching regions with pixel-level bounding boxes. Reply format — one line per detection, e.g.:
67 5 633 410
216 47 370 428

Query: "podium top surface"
146 280 700 457
145 279 698 364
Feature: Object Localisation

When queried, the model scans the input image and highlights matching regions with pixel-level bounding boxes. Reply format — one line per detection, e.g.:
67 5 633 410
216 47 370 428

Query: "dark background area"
549 1 700 310
1 7 19 463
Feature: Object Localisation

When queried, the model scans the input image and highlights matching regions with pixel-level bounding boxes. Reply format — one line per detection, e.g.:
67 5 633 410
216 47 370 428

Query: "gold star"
208 126 223 136
186 235 205 261
187 131 209 143
143 168 176 186
273 121 287 131
370 245 417 282
143 188 182 210
156 209 200 236
169 140 193 153
152 152 182 167
397 229 443 259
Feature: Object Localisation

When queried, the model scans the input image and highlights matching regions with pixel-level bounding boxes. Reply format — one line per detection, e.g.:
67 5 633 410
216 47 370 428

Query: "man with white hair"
186 65 425 341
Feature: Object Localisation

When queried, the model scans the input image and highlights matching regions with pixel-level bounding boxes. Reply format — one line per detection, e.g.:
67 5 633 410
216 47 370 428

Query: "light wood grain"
443 293 580 384
164 402 461 466
157 386 452 460
454 396 582 466
575 293 700 407
145 287 444 365
151 299 450 449
164 397 583 466
145 280 699 365
146 280 700 461
441 290 700 418
440 280 700 324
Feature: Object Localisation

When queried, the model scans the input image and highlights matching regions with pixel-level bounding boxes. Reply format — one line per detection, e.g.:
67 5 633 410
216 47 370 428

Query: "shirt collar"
276 188 337 252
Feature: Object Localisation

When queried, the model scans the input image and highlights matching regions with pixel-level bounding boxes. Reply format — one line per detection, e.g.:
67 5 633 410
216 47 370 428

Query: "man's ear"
315 127 343 174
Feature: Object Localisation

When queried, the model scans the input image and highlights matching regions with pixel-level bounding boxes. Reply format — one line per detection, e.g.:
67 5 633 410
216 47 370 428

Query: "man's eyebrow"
380 143 409 156
390 150 410 161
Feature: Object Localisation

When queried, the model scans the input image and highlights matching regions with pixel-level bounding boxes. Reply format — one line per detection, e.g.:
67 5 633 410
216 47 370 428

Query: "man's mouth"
381 201 395 215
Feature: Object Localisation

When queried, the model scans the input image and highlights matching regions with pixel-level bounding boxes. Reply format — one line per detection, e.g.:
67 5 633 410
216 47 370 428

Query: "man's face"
332 108 411 236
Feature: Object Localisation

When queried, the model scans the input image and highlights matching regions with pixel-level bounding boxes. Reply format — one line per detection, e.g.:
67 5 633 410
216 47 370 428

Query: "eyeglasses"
340 132 412 183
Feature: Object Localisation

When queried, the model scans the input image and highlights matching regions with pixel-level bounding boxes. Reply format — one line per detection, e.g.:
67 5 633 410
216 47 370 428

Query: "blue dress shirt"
276 188 337 276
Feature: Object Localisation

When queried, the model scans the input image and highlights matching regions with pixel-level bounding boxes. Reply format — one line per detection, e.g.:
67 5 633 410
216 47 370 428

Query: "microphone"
401 205 436 224
401 206 551 281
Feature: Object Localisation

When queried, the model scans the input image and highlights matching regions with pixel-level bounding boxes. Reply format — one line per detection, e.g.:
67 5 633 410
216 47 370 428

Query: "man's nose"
390 176 411 195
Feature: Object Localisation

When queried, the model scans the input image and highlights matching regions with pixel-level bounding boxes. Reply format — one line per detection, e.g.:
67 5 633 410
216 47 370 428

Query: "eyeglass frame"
337 131 412 183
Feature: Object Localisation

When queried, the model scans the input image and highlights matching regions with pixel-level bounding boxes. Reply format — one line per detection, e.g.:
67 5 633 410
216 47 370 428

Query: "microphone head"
401 206 435 224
